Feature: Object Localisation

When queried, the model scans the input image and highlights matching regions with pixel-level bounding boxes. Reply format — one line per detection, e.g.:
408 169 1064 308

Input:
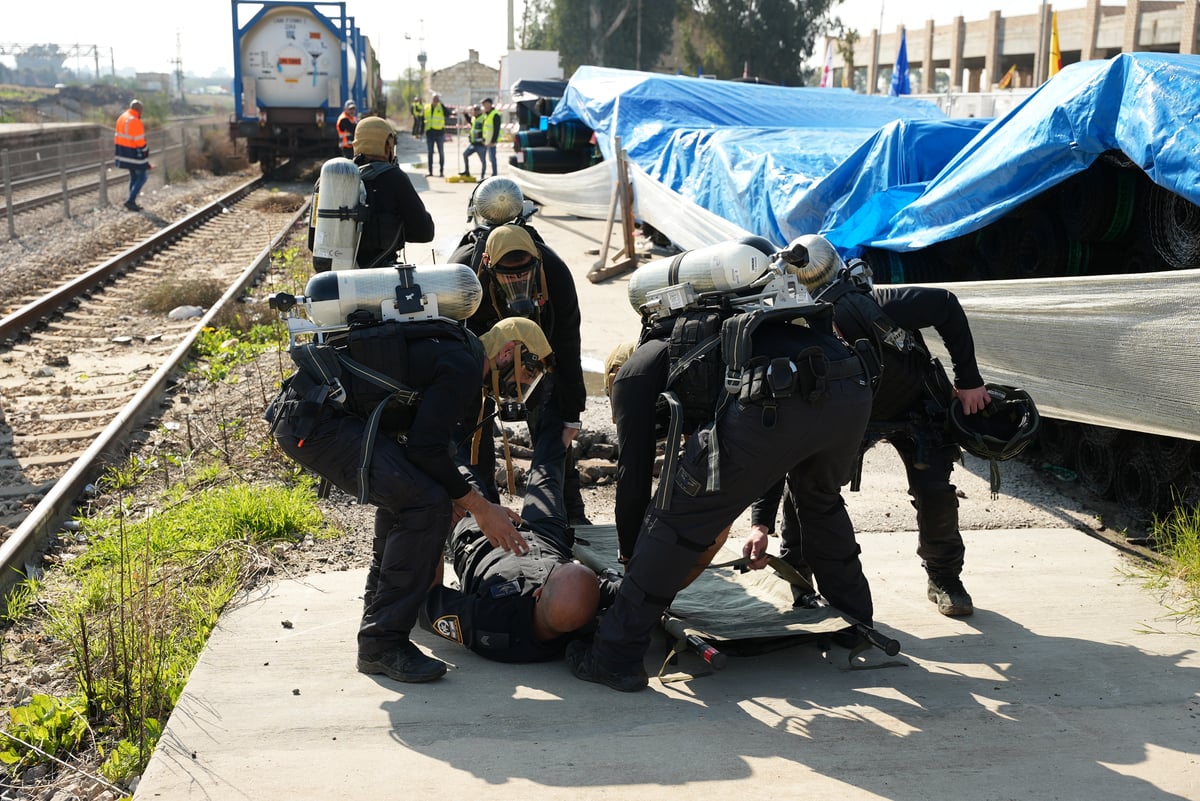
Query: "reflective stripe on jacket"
114 109 148 168
336 111 357 149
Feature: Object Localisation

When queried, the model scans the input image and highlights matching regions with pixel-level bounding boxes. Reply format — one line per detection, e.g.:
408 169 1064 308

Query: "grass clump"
1 468 324 789
1145 499 1200 622
191 323 285 382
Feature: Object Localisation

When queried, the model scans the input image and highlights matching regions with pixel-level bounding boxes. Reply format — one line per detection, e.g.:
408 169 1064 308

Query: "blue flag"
889 29 911 96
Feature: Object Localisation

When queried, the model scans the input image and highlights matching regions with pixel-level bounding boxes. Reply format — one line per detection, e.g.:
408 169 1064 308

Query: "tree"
520 0 556 51
526 0 681 75
682 0 838 84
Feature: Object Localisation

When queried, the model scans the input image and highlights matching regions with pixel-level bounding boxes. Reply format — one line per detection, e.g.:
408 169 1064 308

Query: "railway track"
0 174 311 591
0 162 130 220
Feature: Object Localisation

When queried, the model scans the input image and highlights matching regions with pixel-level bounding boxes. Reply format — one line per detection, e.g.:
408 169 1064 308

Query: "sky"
6 0 532 79
8 1 1090 80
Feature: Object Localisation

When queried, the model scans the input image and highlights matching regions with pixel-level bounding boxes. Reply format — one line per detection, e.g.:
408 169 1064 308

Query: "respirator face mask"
493 346 548 421
491 256 541 319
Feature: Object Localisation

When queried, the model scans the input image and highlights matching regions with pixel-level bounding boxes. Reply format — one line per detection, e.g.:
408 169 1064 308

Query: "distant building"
426 50 500 112
136 72 172 94
839 1 1199 98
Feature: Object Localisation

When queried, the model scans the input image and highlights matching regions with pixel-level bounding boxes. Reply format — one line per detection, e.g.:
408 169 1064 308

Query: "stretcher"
572 524 903 680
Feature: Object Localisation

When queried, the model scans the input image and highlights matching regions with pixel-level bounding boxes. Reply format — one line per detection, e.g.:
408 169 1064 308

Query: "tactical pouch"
737 356 771 404
794 346 831 403
766 357 798 398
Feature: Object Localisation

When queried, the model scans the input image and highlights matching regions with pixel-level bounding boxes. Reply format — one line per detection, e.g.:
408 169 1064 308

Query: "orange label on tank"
278 57 303 65
309 32 321 39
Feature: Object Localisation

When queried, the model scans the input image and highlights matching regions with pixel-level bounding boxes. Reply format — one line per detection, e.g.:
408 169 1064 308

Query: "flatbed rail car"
229 0 384 172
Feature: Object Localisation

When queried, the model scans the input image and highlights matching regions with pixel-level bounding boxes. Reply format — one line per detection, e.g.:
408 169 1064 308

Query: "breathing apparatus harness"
265 265 474 503
640 254 863 511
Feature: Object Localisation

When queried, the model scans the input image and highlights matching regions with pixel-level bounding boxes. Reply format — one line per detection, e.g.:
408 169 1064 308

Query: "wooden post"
587 138 639 283
60 142 71 220
3 150 15 240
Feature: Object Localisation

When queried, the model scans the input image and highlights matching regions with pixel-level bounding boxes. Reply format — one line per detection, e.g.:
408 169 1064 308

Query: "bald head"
534 562 600 638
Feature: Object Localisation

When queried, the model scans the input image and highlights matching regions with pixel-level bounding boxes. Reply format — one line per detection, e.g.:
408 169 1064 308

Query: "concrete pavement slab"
135 527 1200 801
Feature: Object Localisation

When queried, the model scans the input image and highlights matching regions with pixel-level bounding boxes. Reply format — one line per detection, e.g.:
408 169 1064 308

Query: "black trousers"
457 389 575 512
883 431 964 579
450 459 573 582
275 408 450 656
593 375 874 671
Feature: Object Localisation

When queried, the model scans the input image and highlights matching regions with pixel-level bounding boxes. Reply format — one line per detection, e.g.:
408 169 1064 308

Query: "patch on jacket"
432 615 463 643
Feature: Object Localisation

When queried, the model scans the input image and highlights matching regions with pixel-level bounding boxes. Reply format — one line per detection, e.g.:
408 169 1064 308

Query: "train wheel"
1075 436 1117 498
1113 446 1171 519
1036 419 1080 469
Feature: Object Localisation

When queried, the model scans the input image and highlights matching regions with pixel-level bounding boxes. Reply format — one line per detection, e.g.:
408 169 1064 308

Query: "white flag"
820 41 834 88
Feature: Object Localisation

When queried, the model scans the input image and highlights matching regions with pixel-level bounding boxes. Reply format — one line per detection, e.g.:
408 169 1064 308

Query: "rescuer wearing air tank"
271 175 558 683
448 177 590 526
308 116 434 271
570 237 877 692
746 235 1039 619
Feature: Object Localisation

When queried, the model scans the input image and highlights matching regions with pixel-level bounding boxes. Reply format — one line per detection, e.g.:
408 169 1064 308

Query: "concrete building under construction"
835 0 1198 98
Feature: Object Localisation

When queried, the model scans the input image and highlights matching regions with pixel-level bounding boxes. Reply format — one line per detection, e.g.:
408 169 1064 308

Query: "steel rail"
0 189 312 597
0 175 261 344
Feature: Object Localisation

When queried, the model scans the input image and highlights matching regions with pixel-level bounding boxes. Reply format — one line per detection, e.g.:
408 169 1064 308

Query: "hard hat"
780 234 844 293
473 176 525 225
352 116 394 157
344 100 356 110
948 384 1041 463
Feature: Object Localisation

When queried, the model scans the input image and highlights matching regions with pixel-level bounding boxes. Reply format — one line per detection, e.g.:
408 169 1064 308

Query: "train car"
229 0 384 172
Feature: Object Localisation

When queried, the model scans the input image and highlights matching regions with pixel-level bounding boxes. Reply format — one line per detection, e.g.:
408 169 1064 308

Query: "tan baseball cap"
479 317 552 363
352 117 394 157
485 225 538 264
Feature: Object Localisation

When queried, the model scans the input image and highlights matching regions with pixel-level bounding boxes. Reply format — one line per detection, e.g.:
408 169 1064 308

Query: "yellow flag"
1049 12 1062 77
998 64 1017 90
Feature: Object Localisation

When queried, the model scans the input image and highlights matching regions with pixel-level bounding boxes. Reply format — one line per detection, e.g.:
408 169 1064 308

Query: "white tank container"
238 6 348 108
304 264 483 325
627 241 775 311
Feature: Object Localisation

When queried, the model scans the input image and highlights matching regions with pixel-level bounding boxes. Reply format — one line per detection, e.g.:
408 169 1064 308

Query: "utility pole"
416 18 426 96
171 32 185 102
507 0 515 51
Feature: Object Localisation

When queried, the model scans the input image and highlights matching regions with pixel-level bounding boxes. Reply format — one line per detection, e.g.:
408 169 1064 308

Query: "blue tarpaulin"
549 54 1200 255
857 52 1200 251
549 66 946 245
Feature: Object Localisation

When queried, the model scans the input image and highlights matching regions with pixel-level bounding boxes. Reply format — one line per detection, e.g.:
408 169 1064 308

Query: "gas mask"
489 255 542 319
490 343 549 421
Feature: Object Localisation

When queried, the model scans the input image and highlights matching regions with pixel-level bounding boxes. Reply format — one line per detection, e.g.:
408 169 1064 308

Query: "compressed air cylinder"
304 264 483 325
312 158 365 271
627 241 774 312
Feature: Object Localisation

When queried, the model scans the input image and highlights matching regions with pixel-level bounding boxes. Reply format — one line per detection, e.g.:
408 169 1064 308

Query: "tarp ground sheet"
572 524 856 676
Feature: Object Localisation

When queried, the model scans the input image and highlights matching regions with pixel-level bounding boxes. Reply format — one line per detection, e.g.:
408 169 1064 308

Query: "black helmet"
949 384 1040 463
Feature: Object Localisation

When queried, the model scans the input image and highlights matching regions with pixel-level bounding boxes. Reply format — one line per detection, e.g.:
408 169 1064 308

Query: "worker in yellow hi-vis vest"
424 93 446 177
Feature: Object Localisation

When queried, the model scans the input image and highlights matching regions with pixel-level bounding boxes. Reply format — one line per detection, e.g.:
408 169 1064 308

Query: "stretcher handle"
685 634 728 670
855 623 901 656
